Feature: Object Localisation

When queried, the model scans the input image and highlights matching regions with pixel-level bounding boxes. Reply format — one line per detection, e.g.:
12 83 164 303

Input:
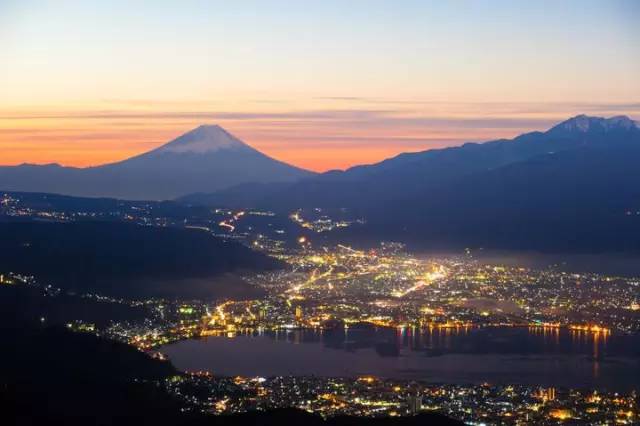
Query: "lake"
161 326 640 391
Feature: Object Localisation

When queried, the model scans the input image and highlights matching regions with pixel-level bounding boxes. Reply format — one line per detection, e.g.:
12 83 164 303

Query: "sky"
1 0 639 171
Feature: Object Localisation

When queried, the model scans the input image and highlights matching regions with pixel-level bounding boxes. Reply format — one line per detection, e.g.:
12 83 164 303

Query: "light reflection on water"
161 326 640 392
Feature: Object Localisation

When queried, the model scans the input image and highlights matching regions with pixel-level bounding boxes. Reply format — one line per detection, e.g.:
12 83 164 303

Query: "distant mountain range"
183 115 640 252
0 125 313 200
2 114 639 252
182 114 640 208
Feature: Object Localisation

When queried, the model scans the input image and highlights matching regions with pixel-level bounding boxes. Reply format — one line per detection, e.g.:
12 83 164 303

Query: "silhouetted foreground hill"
0 320 181 426
0 284 147 327
0 319 460 426
0 221 279 299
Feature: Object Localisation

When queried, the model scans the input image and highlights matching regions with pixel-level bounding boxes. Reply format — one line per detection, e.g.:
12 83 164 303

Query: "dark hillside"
0 221 280 299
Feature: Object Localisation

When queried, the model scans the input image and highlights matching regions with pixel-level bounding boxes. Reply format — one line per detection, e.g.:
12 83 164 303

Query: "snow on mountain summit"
156 125 247 154
549 114 638 134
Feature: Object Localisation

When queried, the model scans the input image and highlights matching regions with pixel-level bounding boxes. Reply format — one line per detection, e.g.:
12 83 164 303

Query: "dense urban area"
2 192 639 425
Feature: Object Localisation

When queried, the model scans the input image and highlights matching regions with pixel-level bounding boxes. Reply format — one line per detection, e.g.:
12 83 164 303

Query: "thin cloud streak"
1 102 638 171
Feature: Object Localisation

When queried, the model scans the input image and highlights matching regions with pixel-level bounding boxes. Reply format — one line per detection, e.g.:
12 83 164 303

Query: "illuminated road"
218 210 245 233
391 265 448 298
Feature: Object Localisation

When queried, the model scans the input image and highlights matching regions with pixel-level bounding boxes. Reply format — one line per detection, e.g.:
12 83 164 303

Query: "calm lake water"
161 327 640 391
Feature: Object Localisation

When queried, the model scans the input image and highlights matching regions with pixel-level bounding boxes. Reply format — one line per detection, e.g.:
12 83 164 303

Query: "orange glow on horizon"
0 125 461 171
1 104 638 172
1 2 637 171
0 119 498 171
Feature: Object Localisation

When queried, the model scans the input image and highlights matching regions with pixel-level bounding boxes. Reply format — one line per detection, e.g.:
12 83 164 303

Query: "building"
407 394 422 415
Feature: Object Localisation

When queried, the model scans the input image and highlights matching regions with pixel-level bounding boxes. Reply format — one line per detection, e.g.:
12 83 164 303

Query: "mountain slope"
182 115 640 211
183 115 640 252
355 143 640 251
0 221 281 299
0 125 314 200
348 115 640 252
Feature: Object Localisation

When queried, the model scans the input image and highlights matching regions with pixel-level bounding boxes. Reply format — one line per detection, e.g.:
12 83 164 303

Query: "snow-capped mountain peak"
156 125 247 154
549 114 638 134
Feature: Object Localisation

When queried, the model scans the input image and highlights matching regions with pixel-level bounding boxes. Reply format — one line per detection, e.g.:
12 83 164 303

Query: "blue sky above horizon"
1 0 638 170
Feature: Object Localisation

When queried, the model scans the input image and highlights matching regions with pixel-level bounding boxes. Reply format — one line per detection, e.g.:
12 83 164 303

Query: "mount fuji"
0 125 314 200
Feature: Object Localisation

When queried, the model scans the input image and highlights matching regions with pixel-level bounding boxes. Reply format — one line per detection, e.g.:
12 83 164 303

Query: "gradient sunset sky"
1 0 639 171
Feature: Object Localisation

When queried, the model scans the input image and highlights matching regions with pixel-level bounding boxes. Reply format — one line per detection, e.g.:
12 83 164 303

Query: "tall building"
295 306 303 321
537 387 556 402
407 394 422 415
